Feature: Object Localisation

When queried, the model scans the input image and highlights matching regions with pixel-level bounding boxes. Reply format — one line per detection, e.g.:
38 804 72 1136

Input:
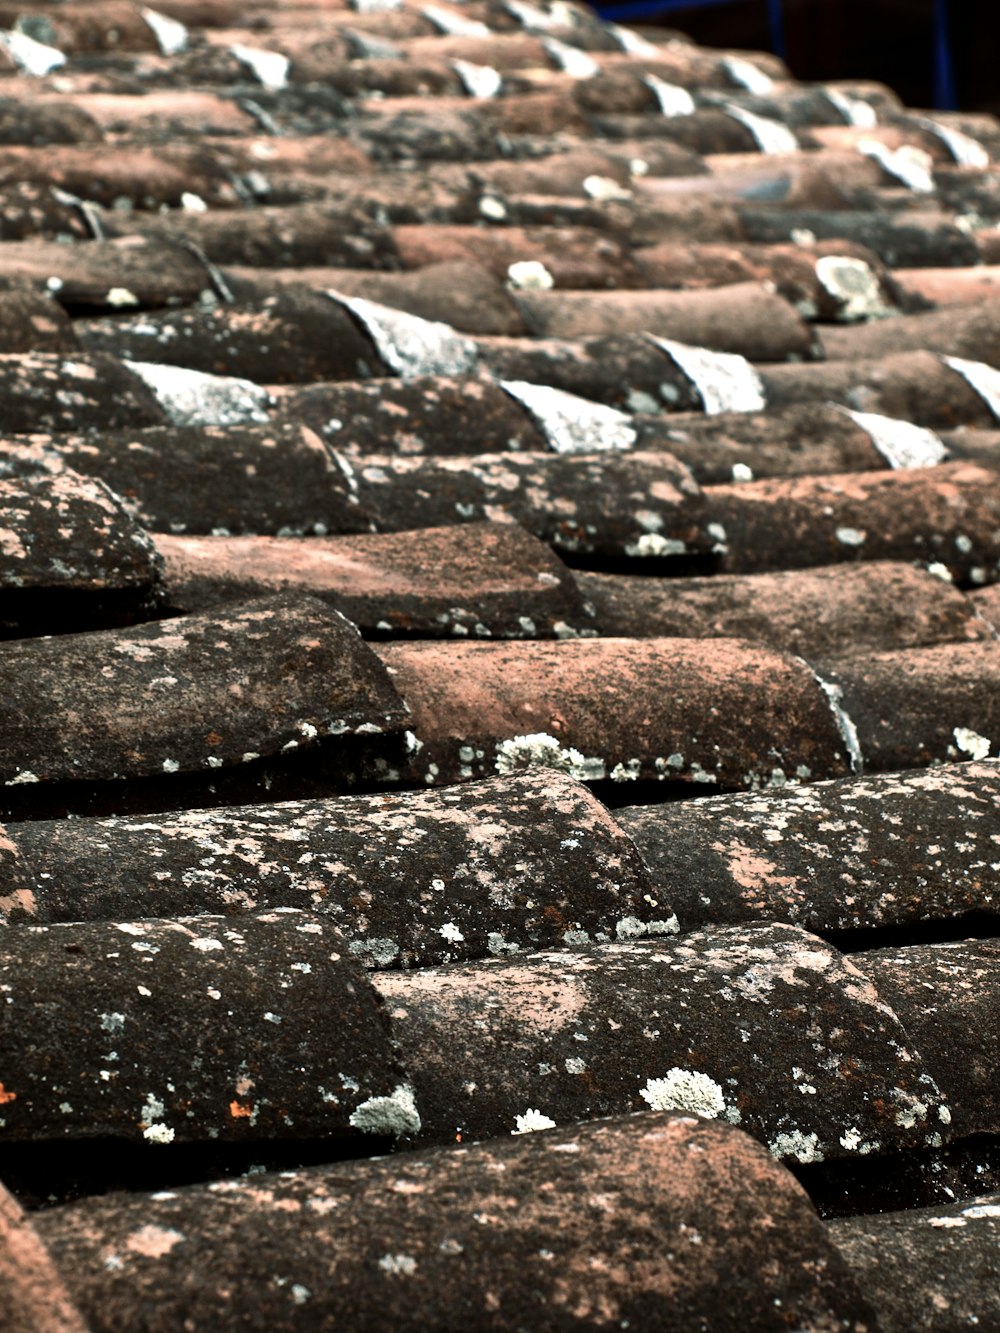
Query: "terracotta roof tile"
577 561 987 655
377 636 852 787
154 520 593 636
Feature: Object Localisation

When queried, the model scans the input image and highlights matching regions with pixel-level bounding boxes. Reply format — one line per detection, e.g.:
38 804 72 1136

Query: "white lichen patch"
506 260 554 291
768 1129 824 1163
816 258 893 323
327 292 478 379
500 380 636 454
124 360 272 428
835 526 866 546
954 726 991 760
512 1107 557 1134
859 139 935 192
639 1069 726 1119
495 733 606 781
106 288 139 308
438 922 464 943
142 1123 175 1145
841 408 947 468
650 338 766 414
624 533 687 558
141 7 188 55
723 103 798 154
349 1083 421 1137
0 28 66 76
451 58 502 99
378 1252 418 1276
582 175 632 202
722 54 774 93
229 43 290 90
642 74 695 116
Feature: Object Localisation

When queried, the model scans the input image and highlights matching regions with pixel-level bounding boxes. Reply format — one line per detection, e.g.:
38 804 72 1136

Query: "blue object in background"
594 0 786 58
592 0 959 109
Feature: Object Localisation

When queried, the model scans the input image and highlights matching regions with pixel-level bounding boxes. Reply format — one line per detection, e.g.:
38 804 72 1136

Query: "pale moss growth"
639 1069 726 1118
349 1084 421 1137
512 1108 557 1134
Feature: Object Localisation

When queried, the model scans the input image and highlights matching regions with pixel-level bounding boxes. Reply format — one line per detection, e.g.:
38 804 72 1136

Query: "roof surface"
1 1 999 1329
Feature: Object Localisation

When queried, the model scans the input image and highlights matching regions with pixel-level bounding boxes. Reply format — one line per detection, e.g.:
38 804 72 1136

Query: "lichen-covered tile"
274 374 547 456
0 909 406 1144
5 770 662 962
853 941 1000 1138
377 636 852 788
0 470 164 632
154 522 593 637
347 450 712 560
33 1112 876 1332
618 760 1000 933
0 352 166 432
0 592 408 813
376 922 947 1159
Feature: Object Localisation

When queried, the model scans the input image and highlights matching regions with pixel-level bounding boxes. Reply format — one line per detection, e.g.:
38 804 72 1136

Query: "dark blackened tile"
0 471 164 633
619 760 1000 934
0 94 102 146
0 287 78 351
0 592 407 797
856 940 1000 1139
35 1113 874 1333
831 1193 1000 1332
0 909 405 1143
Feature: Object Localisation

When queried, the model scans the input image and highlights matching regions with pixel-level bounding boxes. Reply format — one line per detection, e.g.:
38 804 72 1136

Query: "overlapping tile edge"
1 0 1000 1328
